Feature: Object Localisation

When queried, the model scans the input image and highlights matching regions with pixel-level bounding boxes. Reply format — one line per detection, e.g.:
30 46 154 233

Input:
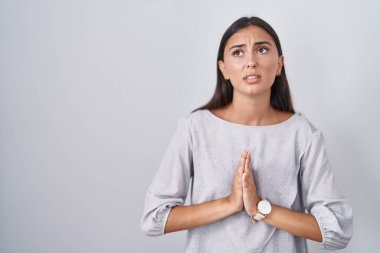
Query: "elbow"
320 231 352 250
140 199 182 237
140 214 165 237
140 204 175 237
312 204 353 250
320 215 353 250
140 226 162 237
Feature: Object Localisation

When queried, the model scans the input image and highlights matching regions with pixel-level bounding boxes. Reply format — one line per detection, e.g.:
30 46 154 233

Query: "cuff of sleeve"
154 203 177 236
311 205 351 250
141 203 178 237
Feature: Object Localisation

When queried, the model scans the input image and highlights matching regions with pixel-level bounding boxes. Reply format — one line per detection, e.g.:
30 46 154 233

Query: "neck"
226 91 276 126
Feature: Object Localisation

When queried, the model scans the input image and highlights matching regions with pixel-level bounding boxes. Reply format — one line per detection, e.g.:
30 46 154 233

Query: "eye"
232 49 244 57
257 47 269 54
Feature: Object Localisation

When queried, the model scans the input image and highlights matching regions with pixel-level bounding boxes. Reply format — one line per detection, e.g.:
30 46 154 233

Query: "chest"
191 129 302 203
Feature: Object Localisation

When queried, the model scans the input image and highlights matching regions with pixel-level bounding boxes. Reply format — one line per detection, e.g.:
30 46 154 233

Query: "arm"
140 118 194 236
264 204 322 242
165 151 248 233
298 130 353 249
241 151 322 243
141 119 245 236
242 130 353 249
164 197 235 233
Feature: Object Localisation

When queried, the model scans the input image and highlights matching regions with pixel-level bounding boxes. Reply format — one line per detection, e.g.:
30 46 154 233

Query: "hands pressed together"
227 150 260 216
164 150 323 242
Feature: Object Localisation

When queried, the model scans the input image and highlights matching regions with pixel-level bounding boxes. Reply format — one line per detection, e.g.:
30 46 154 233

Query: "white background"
1 0 379 252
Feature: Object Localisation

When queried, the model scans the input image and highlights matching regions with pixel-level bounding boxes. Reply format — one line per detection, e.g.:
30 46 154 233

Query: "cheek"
262 56 280 74
224 59 244 74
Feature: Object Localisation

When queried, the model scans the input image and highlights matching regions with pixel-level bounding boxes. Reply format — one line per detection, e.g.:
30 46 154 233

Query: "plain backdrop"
1 0 379 252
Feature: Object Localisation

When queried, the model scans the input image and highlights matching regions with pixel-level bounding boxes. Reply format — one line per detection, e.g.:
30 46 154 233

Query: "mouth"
243 73 261 84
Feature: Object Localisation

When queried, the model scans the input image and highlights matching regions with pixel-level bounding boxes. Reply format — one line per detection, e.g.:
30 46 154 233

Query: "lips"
243 73 261 82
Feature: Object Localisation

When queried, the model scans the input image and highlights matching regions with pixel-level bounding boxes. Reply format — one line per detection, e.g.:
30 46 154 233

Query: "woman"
140 16 353 252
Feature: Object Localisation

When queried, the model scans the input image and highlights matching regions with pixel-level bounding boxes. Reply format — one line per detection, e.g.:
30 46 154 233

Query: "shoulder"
290 111 327 152
290 111 321 134
178 109 209 127
172 109 208 136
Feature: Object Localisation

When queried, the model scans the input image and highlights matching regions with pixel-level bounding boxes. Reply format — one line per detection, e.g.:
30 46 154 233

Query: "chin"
245 86 271 96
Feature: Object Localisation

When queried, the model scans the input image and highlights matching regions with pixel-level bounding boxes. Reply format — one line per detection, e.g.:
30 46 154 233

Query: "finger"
236 160 242 176
245 154 250 174
246 155 256 184
239 151 246 175
246 152 252 175
237 173 242 188
242 173 248 188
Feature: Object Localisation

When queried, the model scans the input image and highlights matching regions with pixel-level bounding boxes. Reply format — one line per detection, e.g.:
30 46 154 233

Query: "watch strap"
253 211 266 221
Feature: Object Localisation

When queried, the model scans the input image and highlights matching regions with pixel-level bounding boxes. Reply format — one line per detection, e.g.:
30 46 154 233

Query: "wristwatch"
251 199 272 224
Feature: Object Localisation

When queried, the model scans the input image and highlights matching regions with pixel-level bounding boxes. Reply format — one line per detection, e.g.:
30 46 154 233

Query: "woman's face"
218 25 284 97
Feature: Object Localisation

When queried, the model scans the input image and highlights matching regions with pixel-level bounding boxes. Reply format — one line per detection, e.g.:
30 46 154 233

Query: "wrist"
247 198 260 216
250 199 272 224
248 208 258 217
224 196 242 214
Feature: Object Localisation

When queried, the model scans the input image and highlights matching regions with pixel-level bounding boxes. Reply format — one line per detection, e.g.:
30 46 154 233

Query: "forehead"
226 25 275 47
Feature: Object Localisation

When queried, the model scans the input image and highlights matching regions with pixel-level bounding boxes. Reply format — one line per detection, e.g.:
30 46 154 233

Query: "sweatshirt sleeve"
140 118 194 236
300 130 353 250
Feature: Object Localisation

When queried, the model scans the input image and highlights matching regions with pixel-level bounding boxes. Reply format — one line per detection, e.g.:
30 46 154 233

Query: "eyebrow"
228 41 272 51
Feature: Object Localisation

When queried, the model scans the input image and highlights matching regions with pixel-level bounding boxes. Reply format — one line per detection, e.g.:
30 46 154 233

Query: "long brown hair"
191 16 295 114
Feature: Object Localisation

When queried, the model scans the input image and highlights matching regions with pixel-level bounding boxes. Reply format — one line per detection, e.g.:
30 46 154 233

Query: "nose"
247 53 258 69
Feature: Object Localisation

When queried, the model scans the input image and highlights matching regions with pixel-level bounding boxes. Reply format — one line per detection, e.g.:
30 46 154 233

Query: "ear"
218 60 229 80
276 55 284 76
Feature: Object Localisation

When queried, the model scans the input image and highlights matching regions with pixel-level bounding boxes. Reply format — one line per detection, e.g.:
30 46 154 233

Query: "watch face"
258 200 272 215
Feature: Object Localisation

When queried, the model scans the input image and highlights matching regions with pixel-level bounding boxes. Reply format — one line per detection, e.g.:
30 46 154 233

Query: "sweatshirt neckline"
205 109 298 129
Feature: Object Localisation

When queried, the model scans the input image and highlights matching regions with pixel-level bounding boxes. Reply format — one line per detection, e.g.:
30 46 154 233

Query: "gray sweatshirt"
140 109 353 252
